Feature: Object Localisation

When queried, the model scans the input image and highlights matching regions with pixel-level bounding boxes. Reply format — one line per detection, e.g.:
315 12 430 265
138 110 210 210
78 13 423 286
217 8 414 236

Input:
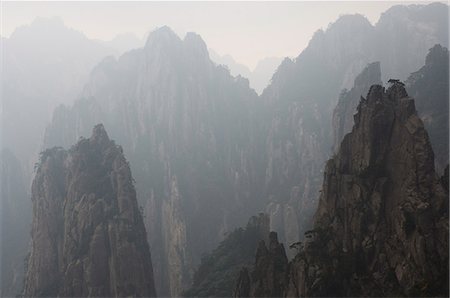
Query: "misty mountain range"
1 2 448 297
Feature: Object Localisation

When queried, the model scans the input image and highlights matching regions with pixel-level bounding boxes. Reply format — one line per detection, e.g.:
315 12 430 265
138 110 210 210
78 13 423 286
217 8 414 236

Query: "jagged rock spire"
24 124 156 297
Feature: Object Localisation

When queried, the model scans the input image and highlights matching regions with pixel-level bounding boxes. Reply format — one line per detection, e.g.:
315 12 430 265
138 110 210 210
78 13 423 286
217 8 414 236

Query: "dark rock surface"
23 124 156 297
233 232 288 298
235 83 449 297
294 83 449 297
184 213 270 297
332 62 382 152
406 44 449 174
41 4 449 296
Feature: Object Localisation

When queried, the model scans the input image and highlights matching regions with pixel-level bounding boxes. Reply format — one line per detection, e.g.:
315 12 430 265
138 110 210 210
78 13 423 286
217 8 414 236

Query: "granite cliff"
406 44 449 174
235 83 449 297
333 45 449 174
41 3 449 296
44 27 260 296
259 2 448 249
184 214 270 297
24 124 156 297
332 62 382 152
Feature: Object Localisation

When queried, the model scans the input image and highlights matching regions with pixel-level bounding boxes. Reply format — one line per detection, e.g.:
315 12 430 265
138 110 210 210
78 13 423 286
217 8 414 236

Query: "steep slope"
1 17 116 167
24 124 156 297
332 62 382 151
375 2 449 82
42 4 449 296
406 44 449 174
1 19 117 295
250 57 283 94
183 214 270 297
44 27 260 296
259 2 448 250
297 83 449 296
333 45 449 174
0 150 30 297
236 83 449 297
209 50 282 94
233 232 288 298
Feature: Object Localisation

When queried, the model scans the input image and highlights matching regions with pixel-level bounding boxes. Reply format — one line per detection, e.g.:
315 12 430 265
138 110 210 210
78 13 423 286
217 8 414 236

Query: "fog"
1 1 448 297
2 1 430 69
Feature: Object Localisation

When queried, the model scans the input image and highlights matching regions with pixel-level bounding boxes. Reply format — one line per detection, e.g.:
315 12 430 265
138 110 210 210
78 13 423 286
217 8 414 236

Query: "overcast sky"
1 1 440 69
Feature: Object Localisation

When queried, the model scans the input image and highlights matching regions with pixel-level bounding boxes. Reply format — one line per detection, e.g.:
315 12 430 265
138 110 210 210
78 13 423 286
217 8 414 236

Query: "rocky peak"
184 213 270 297
234 231 288 297
184 32 209 57
426 44 448 65
24 124 156 297
235 83 448 297
406 44 449 173
145 25 181 49
89 123 112 148
308 82 448 296
332 61 382 151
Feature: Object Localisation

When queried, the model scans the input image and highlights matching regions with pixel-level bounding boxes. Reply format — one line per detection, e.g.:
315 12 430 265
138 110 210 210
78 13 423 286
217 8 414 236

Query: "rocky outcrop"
41 4 449 296
24 124 156 297
233 232 288 297
184 213 270 297
235 83 448 297
1 18 118 296
259 2 448 249
406 44 449 174
332 62 382 151
44 26 261 296
292 83 449 297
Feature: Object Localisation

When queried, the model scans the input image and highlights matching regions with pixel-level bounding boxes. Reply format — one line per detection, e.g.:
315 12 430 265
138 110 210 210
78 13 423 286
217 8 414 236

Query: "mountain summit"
24 125 156 297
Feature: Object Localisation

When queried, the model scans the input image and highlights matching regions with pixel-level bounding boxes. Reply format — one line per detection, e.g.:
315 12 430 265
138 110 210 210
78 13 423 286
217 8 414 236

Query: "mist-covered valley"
1 2 449 297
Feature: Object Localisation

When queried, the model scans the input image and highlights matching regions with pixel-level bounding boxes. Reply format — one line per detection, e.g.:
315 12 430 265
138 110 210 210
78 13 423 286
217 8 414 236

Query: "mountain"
0 150 30 297
1 17 118 296
183 214 270 297
1 16 116 168
41 3 449 296
235 83 449 297
406 44 449 174
258 2 448 252
101 32 144 55
332 62 382 151
44 26 260 296
375 3 449 82
209 50 282 94
251 57 283 94
233 232 288 297
23 124 156 297
209 49 252 80
333 45 449 173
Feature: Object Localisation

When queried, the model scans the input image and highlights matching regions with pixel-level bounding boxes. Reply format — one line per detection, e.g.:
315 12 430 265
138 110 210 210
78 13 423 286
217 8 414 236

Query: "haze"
1 1 448 297
1 1 434 69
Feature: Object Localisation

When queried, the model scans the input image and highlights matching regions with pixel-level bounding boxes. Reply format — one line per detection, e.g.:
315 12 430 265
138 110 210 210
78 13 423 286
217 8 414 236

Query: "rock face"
297 83 449 296
233 232 288 298
2 17 116 168
184 213 270 297
1 18 117 295
23 124 156 297
41 3 449 296
259 2 448 249
235 83 449 297
44 26 261 296
406 44 449 174
332 62 382 151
